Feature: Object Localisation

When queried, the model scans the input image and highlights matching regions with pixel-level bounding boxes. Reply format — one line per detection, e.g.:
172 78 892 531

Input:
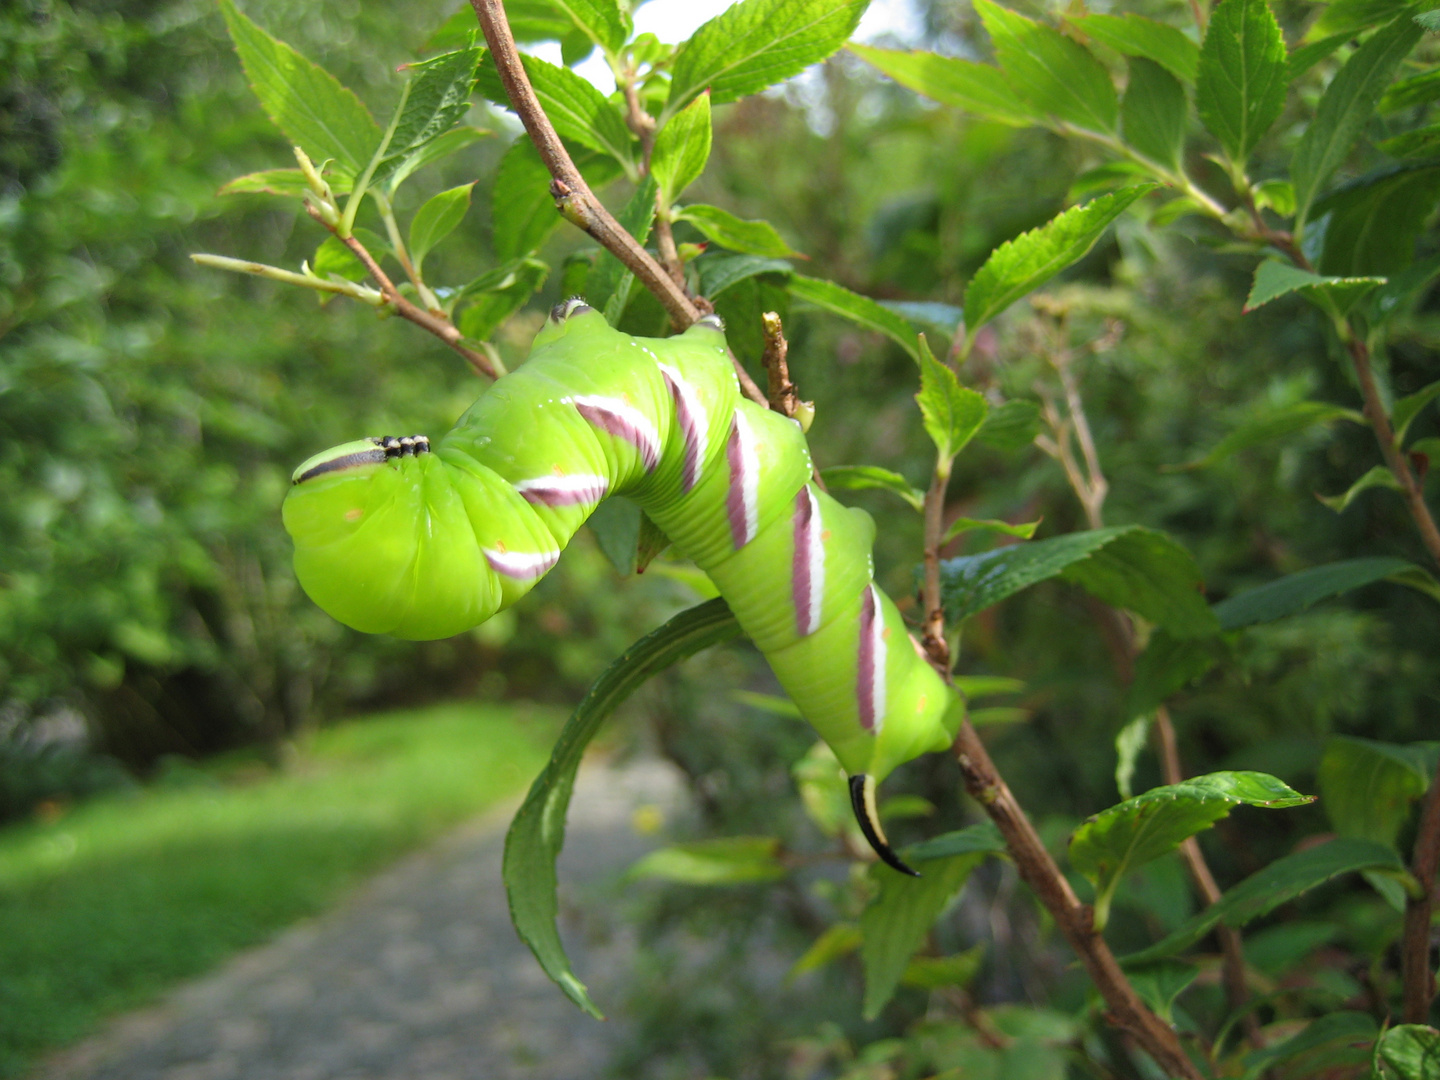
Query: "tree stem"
1402 756 1440 1021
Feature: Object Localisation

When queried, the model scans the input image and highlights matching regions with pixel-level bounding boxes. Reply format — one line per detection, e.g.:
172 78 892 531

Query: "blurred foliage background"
3 0 1438 1074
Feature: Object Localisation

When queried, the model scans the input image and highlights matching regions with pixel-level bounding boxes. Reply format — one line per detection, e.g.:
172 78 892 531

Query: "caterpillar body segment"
284 304 959 872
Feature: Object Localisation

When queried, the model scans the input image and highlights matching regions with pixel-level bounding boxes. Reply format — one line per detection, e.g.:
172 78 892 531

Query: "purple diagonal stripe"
513 474 609 507
725 413 752 548
792 487 825 637
856 586 886 734
659 364 705 493
571 395 661 472
483 546 560 581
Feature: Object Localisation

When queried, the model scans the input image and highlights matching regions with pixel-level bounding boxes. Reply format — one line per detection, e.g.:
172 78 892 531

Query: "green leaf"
860 853 984 1018
374 46 484 187
1249 1012 1380 1072
492 139 622 261
1291 16 1422 227
665 0 868 118
1288 32 1351 80
455 258 549 340
1375 1024 1440 1080
882 301 964 337
586 495 642 575
953 675 1027 699
975 399 1042 450
476 52 636 169
426 0 574 51
1195 0 1288 164
408 182 475 272
1315 163 1440 278
1317 463 1403 512
587 175 658 322
963 185 1157 332
1380 124 1440 158
1310 0 1413 40
847 44 1039 126
1069 771 1312 930
1126 960 1198 1022
1122 58 1187 172
1419 8 1440 30
787 922 862 981
1124 631 1223 719
1382 67 1440 112
674 204 801 258
651 92 712 205
539 0 630 55
906 822 1008 864
1319 735 1431 848
502 597 742 1017
382 125 489 193
1071 13 1200 83
627 836 787 884
975 0 1119 133
939 524 1218 637
902 945 986 990
1120 837 1404 965
969 706 1030 726
698 252 794 298
218 0 381 177
1115 715 1153 799
1395 379 1440 444
942 517 1041 544
820 465 925 511
1177 398 1365 469
916 336 989 463
311 235 367 283
219 168 353 197
1213 556 1426 629
787 275 920 359
1244 259 1385 314
665 0 864 114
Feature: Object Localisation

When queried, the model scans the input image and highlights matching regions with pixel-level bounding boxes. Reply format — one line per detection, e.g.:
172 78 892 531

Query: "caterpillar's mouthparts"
849 774 921 877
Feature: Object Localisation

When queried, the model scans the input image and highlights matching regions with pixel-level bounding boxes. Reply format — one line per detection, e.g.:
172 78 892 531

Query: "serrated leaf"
1070 771 1312 930
902 946 986 990
374 46 484 187
847 44 1038 125
1310 0 1413 41
787 922 863 981
1288 32 1350 80
1177 398 1365 468
697 252 794 297
1121 836 1404 965
1380 124 1440 158
1071 13 1200 83
456 258 549 340
1419 8 1440 30
675 204 800 257
1375 1024 1440 1080
860 853 984 1018
492 139 622 261
1292 16 1422 227
665 0 868 119
587 495 641 575
1195 0 1288 164
1315 163 1440 278
503 597 742 1018
882 301 964 337
917 336 989 463
975 399 1041 450
383 125 489 193
627 836 787 884
1250 1011 1380 1071
427 0 574 52
905 821 1007 862
652 92 711 205
820 466 925 511
942 516 1041 543
788 274 920 359
938 524 1217 637
476 52 636 169
540 0 630 55
793 740 853 837
1126 960 1198 1022
975 0 1118 133
409 182 475 272
1122 58 1187 172
1317 463 1403 511
963 185 1157 332
1319 735 1431 849
1244 259 1385 313
1395 379 1440 444
1124 631 1222 720
220 168 353 197
218 0 380 177
1214 556 1430 629
312 234 368 283
587 175 658 322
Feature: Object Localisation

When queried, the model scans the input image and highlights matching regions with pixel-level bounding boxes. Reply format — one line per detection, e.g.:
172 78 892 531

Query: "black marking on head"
374 435 432 459
294 448 389 484
696 313 725 331
849 774 921 877
551 297 592 323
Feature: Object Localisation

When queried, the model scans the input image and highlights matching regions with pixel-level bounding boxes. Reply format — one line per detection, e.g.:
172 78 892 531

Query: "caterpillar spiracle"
284 301 961 874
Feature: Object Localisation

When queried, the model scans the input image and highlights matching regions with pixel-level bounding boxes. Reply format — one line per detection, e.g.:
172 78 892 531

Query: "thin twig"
1402 755 1440 1021
921 464 952 673
761 311 799 419
305 205 501 380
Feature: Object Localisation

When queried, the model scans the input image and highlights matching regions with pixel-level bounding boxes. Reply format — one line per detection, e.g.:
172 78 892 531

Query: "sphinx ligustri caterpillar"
284 301 961 874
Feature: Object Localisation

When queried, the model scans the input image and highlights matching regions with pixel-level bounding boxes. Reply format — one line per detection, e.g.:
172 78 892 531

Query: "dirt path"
31 758 689 1080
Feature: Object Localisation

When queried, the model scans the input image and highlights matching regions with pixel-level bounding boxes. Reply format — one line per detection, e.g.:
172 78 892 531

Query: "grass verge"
0 700 560 1077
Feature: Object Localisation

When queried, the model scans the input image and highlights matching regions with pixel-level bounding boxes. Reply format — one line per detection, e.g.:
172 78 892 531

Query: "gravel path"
31 758 690 1080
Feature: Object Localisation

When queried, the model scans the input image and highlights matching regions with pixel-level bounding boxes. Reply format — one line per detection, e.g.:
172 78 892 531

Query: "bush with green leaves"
167 0 1440 1073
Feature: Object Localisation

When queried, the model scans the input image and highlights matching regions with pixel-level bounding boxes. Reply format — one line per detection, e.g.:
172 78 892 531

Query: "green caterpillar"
284 301 961 874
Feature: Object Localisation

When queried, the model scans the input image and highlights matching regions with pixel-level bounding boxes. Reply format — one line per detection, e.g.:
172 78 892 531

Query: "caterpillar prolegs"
283 302 961 874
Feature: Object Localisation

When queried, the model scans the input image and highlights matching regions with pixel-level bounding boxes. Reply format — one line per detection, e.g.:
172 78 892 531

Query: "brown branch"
1344 332 1440 568
761 311 799 419
1402 755 1440 1022
951 723 1205 1079
921 464 951 673
305 205 500 380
